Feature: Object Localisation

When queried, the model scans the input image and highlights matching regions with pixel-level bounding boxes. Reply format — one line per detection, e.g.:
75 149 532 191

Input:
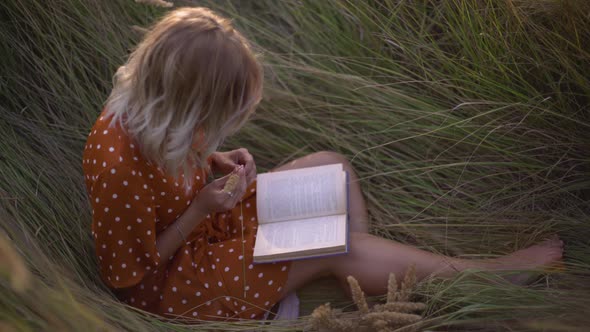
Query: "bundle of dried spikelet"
310 264 425 332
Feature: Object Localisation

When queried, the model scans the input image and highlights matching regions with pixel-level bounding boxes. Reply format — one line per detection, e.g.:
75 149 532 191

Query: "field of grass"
1 0 589 330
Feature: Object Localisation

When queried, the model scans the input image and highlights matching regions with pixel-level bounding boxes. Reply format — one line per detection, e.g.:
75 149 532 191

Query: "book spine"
345 170 350 255
253 249 349 265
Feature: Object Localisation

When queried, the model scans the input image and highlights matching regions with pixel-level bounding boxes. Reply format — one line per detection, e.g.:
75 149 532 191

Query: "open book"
253 163 349 263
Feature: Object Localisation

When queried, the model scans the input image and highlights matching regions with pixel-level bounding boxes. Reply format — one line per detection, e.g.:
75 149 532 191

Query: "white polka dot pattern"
90 163 161 289
83 110 291 321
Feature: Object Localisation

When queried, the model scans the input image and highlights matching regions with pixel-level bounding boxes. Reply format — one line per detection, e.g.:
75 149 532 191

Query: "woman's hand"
193 166 248 215
209 148 256 186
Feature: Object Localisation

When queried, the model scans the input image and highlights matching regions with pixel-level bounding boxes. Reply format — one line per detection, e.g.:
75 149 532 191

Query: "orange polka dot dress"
82 109 291 321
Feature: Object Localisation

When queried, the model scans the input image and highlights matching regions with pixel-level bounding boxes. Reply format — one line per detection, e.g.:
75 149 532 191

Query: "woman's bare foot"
494 234 564 285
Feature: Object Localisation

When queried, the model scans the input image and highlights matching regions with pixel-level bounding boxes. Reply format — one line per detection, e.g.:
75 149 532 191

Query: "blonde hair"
104 7 262 191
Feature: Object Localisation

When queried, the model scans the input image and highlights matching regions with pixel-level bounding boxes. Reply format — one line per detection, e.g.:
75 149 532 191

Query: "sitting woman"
82 6 564 322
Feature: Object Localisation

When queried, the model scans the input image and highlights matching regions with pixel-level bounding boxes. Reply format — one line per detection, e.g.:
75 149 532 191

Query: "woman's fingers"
214 164 249 209
242 153 252 174
218 170 237 191
236 148 256 185
239 166 248 195
231 166 247 205
246 165 256 186
219 165 238 205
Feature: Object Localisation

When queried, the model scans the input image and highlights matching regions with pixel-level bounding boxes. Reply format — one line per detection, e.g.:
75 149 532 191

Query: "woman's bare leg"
281 232 564 298
269 151 369 233
268 150 564 299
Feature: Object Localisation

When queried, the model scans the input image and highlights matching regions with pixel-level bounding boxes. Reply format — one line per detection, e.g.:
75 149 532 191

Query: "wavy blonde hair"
104 7 262 191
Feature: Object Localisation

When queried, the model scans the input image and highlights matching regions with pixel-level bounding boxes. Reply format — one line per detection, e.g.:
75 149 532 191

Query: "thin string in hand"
240 197 247 298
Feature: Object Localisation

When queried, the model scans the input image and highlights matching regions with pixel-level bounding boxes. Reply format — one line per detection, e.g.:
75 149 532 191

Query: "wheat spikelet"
383 302 426 313
398 263 416 302
310 303 355 332
311 266 424 331
347 275 369 314
363 311 422 326
134 0 173 7
370 318 390 332
223 173 240 193
310 303 332 331
371 303 385 312
387 272 398 303
0 232 32 293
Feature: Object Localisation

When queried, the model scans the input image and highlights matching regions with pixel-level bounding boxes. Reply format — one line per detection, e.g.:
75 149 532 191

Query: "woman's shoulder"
82 110 148 193
82 108 208 198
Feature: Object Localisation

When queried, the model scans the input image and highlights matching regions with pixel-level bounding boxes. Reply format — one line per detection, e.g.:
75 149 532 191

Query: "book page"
256 164 346 223
253 214 347 257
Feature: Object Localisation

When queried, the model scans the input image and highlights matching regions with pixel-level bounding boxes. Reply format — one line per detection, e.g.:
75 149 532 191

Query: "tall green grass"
1 0 589 330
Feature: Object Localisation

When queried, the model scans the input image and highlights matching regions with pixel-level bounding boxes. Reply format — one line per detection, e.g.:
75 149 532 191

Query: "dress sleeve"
90 163 161 289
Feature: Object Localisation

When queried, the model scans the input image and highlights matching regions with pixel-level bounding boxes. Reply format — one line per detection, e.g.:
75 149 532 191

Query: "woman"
82 6 564 322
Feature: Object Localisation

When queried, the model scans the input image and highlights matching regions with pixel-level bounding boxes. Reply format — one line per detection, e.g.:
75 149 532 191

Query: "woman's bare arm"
156 199 208 261
156 166 247 261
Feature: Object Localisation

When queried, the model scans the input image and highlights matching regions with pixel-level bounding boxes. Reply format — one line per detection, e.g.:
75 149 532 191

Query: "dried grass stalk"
387 272 398 303
310 303 355 332
311 266 424 331
130 25 149 35
371 318 390 332
347 275 369 314
0 232 31 293
363 312 422 326
134 0 173 8
398 264 416 302
383 302 426 313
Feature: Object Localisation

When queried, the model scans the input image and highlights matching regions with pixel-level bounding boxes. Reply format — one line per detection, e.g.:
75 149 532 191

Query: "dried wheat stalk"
311 303 356 332
399 264 416 302
347 275 369 314
134 0 173 8
310 263 425 331
223 170 241 193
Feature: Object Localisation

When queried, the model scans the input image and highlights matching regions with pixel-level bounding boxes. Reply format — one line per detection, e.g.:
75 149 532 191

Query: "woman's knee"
331 232 373 273
347 232 373 255
282 255 335 295
270 150 350 173
337 232 368 263
315 150 354 172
